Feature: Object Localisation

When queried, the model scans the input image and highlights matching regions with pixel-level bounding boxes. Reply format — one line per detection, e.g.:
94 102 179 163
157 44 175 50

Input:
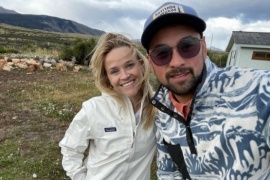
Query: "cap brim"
141 13 206 50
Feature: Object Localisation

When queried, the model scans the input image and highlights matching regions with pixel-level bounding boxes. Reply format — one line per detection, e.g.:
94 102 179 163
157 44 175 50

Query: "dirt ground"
0 68 85 179
0 69 70 143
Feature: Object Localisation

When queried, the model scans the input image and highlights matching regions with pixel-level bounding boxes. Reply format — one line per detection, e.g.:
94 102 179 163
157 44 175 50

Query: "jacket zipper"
131 131 135 148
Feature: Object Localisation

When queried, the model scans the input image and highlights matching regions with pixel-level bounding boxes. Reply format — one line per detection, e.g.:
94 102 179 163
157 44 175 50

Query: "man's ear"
202 36 207 60
146 54 154 73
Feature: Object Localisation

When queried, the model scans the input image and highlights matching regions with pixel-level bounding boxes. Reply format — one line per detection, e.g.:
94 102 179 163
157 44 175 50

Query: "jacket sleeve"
155 119 182 180
59 102 92 179
264 116 270 148
261 72 270 148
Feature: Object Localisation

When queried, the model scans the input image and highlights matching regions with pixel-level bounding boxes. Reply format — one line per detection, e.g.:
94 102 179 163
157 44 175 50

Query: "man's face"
147 25 207 101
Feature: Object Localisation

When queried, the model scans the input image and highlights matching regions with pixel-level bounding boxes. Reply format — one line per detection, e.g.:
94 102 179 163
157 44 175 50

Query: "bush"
0 46 8 53
207 50 228 67
0 46 20 54
59 47 74 61
59 38 97 64
6 48 20 53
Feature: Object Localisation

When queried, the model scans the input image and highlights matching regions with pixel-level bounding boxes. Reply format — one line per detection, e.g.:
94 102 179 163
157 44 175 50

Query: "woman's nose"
120 70 130 79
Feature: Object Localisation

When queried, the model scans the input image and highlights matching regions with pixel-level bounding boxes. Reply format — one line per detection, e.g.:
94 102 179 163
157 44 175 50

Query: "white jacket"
59 93 156 180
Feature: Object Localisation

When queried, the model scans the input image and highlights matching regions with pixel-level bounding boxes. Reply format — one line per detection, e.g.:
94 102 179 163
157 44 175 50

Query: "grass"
0 68 158 180
0 23 97 54
0 140 68 179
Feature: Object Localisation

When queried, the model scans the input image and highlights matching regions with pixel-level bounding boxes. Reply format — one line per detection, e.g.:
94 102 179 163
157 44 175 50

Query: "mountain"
0 7 105 36
0 6 18 14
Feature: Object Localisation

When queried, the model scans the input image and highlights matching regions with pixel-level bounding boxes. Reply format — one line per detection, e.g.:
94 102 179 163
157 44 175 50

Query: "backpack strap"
163 139 191 180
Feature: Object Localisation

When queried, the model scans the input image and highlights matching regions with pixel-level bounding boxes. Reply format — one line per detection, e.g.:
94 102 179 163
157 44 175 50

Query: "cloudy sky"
1 0 270 51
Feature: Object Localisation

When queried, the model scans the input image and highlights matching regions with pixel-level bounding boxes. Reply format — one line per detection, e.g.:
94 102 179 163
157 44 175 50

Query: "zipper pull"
131 131 135 148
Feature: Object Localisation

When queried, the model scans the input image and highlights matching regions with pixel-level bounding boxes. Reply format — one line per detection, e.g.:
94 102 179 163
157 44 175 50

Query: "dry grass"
0 68 158 180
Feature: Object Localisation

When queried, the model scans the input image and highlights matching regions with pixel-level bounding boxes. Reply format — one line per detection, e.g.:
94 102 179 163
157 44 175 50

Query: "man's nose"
169 48 185 68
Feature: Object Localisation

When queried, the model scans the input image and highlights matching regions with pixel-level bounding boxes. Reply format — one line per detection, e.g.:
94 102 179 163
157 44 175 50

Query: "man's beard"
164 67 203 96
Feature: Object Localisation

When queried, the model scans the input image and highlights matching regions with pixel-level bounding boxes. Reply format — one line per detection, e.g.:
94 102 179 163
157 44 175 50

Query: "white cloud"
245 20 270 32
205 17 270 51
1 0 270 51
204 17 242 51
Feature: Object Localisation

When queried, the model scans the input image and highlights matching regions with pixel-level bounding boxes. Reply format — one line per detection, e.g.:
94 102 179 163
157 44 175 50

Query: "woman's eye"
110 69 118 75
126 63 134 69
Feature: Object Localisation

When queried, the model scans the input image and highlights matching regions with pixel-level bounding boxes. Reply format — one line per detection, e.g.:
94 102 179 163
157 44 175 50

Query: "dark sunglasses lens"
150 45 172 66
177 37 201 59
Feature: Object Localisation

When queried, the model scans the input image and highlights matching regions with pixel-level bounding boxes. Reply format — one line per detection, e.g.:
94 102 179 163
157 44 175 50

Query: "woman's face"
104 46 143 102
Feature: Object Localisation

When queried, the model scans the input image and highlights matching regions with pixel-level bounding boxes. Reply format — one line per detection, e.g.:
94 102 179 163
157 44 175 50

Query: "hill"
0 13 105 36
0 23 98 53
0 6 18 14
0 6 104 54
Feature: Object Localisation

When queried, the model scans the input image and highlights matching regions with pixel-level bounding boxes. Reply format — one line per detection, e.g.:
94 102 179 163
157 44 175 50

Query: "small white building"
226 31 270 70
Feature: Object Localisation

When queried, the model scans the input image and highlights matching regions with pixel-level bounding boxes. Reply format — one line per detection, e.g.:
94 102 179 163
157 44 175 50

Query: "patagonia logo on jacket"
104 127 117 132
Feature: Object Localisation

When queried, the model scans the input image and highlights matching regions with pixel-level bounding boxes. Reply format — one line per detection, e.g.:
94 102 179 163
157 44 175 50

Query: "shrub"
207 50 228 67
0 46 20 54
59 38 97 64
59 47 74 61
0 46 8 53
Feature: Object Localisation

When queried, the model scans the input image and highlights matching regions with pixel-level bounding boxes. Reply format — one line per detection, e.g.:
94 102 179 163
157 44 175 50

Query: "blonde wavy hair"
90 32 156 129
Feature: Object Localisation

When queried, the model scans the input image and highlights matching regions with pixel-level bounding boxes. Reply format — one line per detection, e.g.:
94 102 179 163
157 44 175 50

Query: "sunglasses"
149 36 202 66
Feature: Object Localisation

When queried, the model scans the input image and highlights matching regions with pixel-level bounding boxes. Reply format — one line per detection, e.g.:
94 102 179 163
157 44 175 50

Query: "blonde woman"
59 33 157 180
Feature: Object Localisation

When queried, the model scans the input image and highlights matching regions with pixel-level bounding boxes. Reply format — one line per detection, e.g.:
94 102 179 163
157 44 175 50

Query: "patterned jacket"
152 57 270 180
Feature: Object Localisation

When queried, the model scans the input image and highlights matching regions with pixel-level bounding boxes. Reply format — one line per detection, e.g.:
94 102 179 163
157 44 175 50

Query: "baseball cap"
141 2 206 51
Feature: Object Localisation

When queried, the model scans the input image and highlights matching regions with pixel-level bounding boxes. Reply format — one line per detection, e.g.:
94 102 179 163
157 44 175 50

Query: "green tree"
207 50 228 68
59 38 97 64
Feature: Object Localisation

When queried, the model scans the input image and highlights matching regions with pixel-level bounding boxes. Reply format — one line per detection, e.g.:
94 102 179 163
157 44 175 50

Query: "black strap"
151 86 197 155
163 139 191 179
186 126 197 154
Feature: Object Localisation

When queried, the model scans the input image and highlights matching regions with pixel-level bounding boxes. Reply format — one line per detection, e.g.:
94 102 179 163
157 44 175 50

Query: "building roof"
225 31 270 52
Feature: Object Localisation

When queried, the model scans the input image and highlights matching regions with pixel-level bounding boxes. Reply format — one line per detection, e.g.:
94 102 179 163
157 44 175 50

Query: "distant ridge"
0 7 105 36
0 6 18 14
